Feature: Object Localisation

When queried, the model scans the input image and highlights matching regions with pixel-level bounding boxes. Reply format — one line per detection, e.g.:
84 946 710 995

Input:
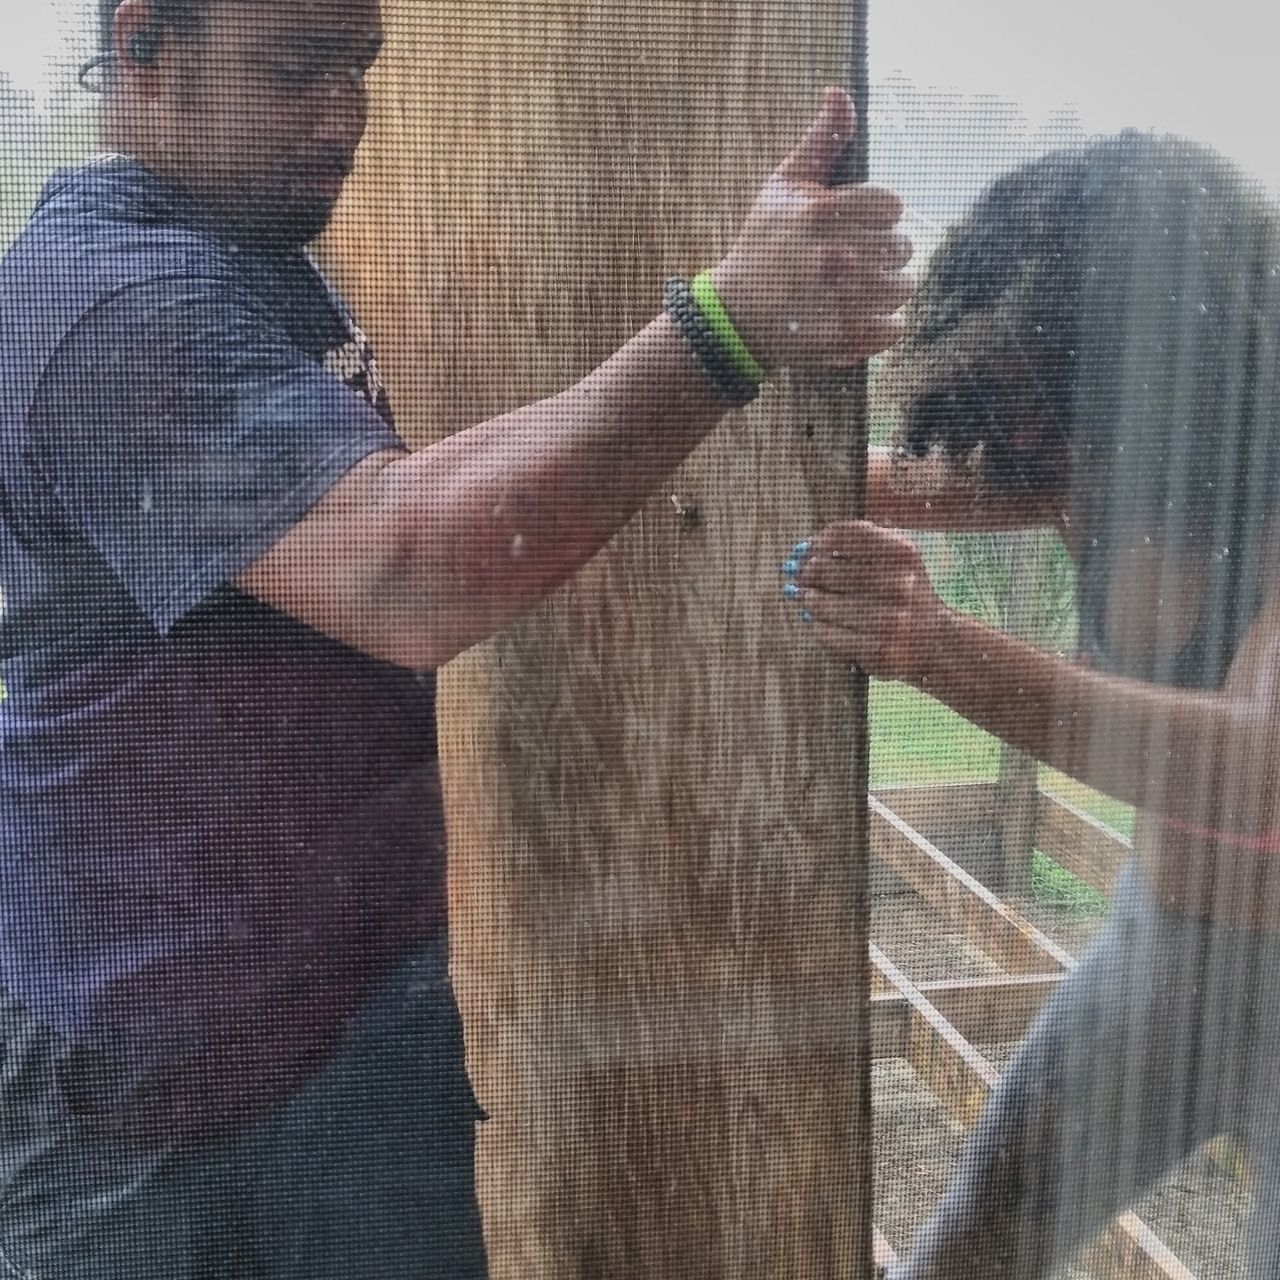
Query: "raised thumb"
772 87 857 187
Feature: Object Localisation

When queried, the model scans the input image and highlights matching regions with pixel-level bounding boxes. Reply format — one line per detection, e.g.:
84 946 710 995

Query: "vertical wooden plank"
325 4 871 1278
996 752 1038 895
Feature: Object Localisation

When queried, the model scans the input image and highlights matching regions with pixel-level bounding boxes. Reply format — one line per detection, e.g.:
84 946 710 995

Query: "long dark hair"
883 132 1280 685
885 132 1280 504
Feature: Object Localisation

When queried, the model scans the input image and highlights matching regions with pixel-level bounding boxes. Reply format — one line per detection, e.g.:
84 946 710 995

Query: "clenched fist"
784 521 951 683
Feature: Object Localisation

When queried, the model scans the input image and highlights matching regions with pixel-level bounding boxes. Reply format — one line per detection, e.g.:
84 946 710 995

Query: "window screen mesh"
0 2 1274 1278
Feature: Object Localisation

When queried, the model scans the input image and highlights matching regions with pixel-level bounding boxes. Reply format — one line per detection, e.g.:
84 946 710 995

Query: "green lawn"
870 679 1133 837
869 679 1124 916
869 680 1004 788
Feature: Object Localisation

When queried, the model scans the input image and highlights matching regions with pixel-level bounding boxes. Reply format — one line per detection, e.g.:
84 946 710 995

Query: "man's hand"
713 87 914 371
789 521 950 683
242 89 914 672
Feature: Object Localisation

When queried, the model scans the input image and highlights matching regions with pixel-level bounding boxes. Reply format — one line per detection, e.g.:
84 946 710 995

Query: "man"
0 0 912 1275
792 132 1280 1276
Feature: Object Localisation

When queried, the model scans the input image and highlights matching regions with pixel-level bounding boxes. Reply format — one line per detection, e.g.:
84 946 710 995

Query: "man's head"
880 131 1280 532
97 0 383 248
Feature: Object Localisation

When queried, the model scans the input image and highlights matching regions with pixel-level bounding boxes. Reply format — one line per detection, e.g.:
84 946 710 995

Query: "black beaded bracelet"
664 277 759 408
663 277 761 409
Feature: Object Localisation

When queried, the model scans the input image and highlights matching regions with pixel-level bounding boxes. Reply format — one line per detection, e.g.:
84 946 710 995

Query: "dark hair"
882 131 1280 516
97 0 209 47
81 0 210 87
884 132 1280 686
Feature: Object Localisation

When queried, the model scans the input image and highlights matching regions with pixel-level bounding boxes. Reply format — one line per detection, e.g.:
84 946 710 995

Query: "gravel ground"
871 893 1249 1278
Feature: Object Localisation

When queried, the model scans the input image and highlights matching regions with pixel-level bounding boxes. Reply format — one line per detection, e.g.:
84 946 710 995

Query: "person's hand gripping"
712 87 914 372
781 524 951 683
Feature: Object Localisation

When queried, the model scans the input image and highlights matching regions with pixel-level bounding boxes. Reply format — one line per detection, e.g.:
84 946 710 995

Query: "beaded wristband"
666 280 753 397
690 270 769 386
663 277 761 409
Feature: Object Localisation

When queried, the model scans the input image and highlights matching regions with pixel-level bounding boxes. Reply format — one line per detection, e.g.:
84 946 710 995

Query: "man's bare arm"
236 90 914 669
236 312 728 670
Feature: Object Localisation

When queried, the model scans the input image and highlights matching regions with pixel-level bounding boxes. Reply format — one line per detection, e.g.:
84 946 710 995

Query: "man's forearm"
242 95 913 670
379 310 730 664
920 609 1274 829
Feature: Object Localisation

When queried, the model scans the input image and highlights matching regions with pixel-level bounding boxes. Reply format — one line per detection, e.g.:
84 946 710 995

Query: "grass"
1029 849 1110 918
869 679 1122 918
869 680 1004 787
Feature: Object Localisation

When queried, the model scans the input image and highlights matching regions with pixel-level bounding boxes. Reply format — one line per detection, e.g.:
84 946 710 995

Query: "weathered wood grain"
324 4 872 1276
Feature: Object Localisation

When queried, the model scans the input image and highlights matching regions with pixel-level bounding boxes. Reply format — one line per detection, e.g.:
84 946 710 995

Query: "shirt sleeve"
24 276 407 635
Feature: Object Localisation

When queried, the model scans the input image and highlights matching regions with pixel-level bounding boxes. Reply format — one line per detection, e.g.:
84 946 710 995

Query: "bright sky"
3 0 1277 187
0 0 91 106
871 0 1280 193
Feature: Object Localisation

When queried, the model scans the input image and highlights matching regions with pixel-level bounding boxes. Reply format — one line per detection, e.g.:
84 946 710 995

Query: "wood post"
325 5 873 1277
